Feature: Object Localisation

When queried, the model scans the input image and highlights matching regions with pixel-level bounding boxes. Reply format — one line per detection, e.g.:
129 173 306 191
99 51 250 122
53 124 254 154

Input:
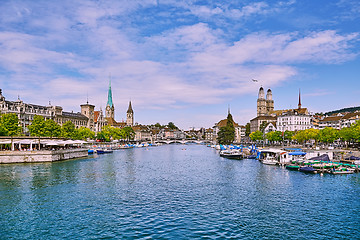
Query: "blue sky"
0 0 359 129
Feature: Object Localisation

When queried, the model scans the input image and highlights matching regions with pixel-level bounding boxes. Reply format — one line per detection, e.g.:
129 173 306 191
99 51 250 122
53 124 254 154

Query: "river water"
1 144 359 239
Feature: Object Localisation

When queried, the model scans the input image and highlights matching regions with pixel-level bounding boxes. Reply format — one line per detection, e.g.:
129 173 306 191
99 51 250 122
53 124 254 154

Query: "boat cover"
345 156 360 160
289 151 306 156
308 154 330 161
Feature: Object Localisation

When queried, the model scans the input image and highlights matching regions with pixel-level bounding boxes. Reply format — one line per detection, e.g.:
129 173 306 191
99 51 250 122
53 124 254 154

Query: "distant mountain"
325 106 360 115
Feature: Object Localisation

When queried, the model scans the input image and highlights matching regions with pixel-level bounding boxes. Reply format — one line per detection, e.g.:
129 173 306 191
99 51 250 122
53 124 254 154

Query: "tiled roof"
250 115 277 121
94 111 100 123
319 116 342 122
216 119 240 128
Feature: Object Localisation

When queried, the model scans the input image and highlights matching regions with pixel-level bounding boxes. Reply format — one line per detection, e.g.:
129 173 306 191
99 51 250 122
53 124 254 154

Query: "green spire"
107 77 113 108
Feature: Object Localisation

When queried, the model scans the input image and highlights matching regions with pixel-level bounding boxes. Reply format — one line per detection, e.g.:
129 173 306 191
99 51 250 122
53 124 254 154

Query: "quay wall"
0 149 88 164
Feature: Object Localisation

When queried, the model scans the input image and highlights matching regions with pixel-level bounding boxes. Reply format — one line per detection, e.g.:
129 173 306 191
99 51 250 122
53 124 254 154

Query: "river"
1 144 359 239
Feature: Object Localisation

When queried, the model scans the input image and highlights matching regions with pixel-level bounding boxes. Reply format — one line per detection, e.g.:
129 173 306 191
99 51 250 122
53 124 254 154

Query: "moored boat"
286 165 300 170
299 166 317 173
220 150 245 160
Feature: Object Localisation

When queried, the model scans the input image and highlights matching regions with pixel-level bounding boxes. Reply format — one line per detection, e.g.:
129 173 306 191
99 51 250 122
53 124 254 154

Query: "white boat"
220 149 245 160
258 148 290 165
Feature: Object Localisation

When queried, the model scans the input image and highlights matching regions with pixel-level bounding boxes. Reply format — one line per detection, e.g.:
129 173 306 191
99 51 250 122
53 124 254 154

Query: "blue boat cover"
309 154 330 161
289 151 306 156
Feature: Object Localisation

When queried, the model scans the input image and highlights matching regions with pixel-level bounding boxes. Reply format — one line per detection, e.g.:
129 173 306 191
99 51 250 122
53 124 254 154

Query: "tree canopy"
0 113 21 136
217 113 235 145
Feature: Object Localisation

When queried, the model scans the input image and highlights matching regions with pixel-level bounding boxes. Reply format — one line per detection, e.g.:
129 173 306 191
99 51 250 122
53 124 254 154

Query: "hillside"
325 106 360 115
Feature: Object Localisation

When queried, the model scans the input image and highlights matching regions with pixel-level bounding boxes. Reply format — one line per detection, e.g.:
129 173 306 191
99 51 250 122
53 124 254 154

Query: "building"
276 91 312 132
213 110 245 143
250 87 277 132
133 125 152 141
126 101 134 127
104 79 135 128
0 89 91 134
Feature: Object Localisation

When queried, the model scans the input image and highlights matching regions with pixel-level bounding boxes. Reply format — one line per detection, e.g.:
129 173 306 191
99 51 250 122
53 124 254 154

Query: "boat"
103 149 113 153
257 148 290 165
286 165 300 170
88 149 94 154
299 166 317 173
330 169 355 175
220 149 245 160
247 154 257 159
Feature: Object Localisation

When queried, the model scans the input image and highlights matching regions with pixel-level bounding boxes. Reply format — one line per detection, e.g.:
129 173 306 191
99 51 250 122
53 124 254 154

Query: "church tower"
81 99 95 131
105 78 115 119
257 87 266 116
298 89 302 109
266 89 274 114
126 101 134 126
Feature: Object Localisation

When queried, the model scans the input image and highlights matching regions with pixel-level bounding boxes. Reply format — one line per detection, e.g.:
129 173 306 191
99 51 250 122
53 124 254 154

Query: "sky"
0 0 359 129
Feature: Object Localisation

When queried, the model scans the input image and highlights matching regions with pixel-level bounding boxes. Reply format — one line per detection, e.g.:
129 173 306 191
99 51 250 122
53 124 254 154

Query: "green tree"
74 127 95 140
259 121 267 132
167 122 178 130
266 131 282 143
62 121 76 139
245 123 251 136
28 115 46 136
217 113 235 145
0 113 21 136
123 126 135 141
339 127 354 148
284 130 294 141
44 119 61 138
292 130 307 144
306 128 320 145
318 127 339 144
250 130 264 141
0 123 8 136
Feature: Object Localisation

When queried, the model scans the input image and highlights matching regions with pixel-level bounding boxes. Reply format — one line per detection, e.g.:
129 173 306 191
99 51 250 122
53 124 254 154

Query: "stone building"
0 89 108 134
0 89 90 134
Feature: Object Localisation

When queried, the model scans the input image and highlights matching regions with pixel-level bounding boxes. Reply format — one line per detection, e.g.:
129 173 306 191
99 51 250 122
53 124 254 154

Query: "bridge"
153 140 212 145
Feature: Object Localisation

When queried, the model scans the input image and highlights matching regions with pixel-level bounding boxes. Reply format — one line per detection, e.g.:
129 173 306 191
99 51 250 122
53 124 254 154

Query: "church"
104 79 134 128
250 87 277 133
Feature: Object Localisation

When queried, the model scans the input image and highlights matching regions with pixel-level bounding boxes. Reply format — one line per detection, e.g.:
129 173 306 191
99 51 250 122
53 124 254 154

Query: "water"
0 144 359 239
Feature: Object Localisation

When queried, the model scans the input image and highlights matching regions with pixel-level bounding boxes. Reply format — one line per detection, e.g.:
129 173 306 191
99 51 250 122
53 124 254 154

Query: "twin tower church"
104 79 134 128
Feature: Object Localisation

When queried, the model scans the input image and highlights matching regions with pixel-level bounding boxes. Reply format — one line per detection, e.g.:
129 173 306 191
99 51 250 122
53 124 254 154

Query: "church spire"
298 89 302 109
127 101 133 113
107 75 113 108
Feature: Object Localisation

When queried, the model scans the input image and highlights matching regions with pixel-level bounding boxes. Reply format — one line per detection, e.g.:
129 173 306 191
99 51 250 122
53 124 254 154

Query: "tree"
217 113 235 145
266 131 282 143
245 123 251 136
0 123 8 136
318 127 339 144
122 126 135 141
167 122 178 130
283 130 294 141
292 130 307 144
259 121 268 132
250 130 263 141
62 121 76 139
44 119 61 138
339 127 354 148
75 127 95 140
0 113 21 136
306 128 320 145
28 115 46 136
